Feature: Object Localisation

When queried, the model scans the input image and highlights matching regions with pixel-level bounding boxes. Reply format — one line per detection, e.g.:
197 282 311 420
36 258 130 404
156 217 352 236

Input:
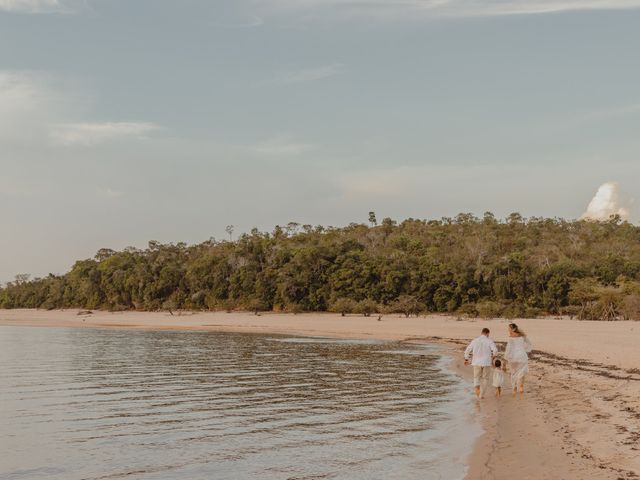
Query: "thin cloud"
273 64 344 85
262 0 640 18
0 71 41 121
0 71 60 144
443 0 640 17
50 122 161 146
1 71 161 147
0 0 77 14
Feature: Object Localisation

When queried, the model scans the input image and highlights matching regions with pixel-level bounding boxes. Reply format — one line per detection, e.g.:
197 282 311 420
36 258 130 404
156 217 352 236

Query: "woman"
504 323 532 395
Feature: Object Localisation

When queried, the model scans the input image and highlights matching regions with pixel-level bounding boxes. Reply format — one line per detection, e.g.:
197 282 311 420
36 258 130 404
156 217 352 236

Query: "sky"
1 0 639 282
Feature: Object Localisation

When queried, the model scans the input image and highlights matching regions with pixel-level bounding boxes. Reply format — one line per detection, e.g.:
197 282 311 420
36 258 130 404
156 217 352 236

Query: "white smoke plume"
581 182 631 221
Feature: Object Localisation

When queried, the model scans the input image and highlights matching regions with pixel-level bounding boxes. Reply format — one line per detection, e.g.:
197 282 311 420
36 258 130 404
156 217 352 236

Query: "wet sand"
1 309 639 479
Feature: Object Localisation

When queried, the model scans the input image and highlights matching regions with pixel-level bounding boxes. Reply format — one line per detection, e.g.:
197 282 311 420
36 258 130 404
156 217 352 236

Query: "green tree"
3 215 640 320
225 225 234 241
368 211 377 227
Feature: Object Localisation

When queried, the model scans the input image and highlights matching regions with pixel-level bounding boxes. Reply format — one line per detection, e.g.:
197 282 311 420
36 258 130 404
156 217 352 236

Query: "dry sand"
1 309 639 479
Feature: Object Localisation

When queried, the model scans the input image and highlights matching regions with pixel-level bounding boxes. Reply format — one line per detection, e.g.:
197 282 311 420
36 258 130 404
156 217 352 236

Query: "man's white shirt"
464 335 498 366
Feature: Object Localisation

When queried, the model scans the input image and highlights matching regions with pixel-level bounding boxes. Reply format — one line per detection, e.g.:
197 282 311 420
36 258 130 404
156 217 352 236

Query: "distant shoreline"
1 309 639 479
4 217 640 324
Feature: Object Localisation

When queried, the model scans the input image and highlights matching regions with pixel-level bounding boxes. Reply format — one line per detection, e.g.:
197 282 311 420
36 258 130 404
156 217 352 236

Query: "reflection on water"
0 327 477 480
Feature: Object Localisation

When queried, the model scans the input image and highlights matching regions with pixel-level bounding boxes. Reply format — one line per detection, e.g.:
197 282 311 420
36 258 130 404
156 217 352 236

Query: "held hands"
464 359 470 366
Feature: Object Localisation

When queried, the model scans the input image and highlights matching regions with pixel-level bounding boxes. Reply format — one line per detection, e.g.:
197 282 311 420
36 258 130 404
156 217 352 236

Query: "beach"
1 309 639 479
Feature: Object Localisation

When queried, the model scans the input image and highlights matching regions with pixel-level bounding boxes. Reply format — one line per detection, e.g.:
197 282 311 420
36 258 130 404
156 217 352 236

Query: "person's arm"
464 339 475 362
490 339 498 356
524 336 532 353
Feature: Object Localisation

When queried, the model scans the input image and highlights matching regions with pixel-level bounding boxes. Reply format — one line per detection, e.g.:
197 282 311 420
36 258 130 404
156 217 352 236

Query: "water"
0 327 480 480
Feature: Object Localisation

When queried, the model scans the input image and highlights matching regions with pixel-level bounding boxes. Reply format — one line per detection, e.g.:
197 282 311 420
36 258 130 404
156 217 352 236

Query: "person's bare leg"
474 385 481 398
519 377 525 395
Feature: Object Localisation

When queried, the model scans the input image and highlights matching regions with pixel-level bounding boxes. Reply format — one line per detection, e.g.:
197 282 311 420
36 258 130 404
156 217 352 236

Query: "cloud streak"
50 122 161 146
262 0 640 18
0 70 161 147
0 71 62 144
0 0 76 14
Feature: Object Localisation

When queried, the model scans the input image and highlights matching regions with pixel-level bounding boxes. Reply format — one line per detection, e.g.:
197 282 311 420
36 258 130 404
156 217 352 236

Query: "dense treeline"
3 213 640 320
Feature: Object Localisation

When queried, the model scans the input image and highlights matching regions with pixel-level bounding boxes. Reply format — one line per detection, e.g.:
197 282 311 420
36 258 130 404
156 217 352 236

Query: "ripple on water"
0 326 480 480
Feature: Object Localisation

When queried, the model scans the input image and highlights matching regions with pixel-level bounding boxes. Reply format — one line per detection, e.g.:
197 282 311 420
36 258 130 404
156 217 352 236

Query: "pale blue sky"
1 0 639 282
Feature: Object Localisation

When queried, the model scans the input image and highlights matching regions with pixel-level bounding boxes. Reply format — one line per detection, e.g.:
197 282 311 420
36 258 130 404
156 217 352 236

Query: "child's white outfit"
492 368 505 388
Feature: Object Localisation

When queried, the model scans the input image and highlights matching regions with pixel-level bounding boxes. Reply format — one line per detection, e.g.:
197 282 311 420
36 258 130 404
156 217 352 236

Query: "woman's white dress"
505 336 532 388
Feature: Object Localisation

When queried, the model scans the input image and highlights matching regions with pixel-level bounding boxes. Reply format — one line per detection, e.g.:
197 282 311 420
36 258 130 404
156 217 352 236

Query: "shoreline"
1 309 639 479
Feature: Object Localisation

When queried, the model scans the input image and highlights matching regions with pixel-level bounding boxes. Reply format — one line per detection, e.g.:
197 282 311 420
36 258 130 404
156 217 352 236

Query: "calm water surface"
0 326 479 480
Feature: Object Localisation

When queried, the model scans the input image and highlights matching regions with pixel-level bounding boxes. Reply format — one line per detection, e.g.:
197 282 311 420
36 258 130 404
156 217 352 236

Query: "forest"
2 212 640 320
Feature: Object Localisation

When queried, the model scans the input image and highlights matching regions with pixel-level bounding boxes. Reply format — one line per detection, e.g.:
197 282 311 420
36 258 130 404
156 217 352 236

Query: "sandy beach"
1 309 639 480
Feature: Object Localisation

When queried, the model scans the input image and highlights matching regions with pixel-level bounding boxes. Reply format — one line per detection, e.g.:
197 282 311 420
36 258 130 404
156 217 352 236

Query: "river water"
0 326 480 480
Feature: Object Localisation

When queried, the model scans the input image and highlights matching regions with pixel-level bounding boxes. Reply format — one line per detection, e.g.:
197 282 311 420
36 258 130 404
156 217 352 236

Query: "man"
464 327 498 399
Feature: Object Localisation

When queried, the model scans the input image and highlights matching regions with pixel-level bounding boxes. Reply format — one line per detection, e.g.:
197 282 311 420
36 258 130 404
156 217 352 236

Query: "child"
493 359 505 397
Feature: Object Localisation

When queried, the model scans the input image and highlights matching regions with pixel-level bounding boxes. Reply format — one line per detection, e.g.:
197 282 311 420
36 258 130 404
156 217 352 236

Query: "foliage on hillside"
3 213 640 320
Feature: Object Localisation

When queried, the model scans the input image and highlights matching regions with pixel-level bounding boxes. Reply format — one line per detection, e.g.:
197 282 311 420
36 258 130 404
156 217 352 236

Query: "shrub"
457 303 479 318
574 288 622 320
220 298 237 313
559 305 580 318
162 299 177 315
329 298 358 316
356 299 379 317
286 303 304 315
389 295 424 317
594 287 622 321
476 301 505 319
621 294 640 321
247 298 270 315
500 303 538 319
